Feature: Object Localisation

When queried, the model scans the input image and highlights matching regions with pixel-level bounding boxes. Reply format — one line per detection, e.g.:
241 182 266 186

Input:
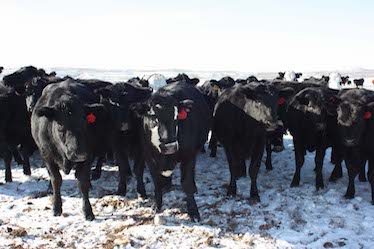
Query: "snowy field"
1 68 374 248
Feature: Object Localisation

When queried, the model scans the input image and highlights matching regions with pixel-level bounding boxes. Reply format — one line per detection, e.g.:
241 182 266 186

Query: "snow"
0 68 374 248
328 72 343 90
284 71 297 82
146 74 167 92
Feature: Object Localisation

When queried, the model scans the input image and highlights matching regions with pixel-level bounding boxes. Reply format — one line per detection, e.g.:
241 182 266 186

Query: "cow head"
133 95 194 155
3 66 46 95
25 77 49 114
97 82 152 132
337 94 374 147
241 83 279 131
290 88 327 131
35 97 106 163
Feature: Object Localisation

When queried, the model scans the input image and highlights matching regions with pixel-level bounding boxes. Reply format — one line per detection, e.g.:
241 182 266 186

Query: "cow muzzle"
344 139 358 147
160 141 179 155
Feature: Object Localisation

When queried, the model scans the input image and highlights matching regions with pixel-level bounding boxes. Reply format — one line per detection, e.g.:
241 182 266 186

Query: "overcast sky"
1 0 373 72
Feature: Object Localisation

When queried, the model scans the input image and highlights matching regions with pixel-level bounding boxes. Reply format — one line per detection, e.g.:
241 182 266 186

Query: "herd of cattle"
0 66 373 222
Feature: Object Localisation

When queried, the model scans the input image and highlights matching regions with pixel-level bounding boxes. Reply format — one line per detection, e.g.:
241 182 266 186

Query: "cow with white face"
133 82 210 222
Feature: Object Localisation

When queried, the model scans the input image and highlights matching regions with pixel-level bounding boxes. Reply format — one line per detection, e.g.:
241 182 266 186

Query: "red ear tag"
372 79 374 85
278 97 286 105
178 108 187 120
364 111 372 120
87 113 96 124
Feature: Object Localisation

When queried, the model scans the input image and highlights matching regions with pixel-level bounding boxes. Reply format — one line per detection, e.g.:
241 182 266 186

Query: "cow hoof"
116 190 127 197
226 187 237 197
344 193 354 200
209 152 217 158
329 174 341 182
359 176 367 182
85 212 95 221
249 196 261 205
265 165 273 171
91 171 101 181
137 191 148 199
53 208 62 217
23 169 31 176
188 212 201 222
290 181 300 188
5 177 12 183
316 184 325 191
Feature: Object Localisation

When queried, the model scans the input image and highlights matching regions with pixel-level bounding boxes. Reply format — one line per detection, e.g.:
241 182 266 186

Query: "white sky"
1 0 373 72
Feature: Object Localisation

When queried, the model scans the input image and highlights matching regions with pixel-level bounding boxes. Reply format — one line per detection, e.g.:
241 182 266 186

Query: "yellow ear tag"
213 85 219 91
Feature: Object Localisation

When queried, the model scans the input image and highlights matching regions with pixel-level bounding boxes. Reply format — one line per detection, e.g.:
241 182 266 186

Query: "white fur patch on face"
174 106 178 120
120 122 129 131
150 120 162 152
161 170 173 177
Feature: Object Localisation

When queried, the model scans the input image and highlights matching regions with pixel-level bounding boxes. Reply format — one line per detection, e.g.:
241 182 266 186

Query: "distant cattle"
353 78 364 88
133 82 210 221
276 71 302 81
0 67 3 74
166 73 200 87
214 83 279 203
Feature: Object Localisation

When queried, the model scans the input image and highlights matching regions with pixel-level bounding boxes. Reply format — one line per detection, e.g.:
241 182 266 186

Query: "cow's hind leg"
224 147 237 196
265 137 273 171
181 158 200 222
20 148 31 176
368 160 374 204
4 150 13 182
315 147 326 190
75 163 95 221
47 162 62 217
291 137 305 187
91 156 104 180
359 160 367 182
249 138 265 204
134 155 147 198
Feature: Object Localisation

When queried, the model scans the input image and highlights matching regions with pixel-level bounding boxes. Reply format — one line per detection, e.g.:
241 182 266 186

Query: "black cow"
336 89 374 203
303 76 329 86
287 87 343 190
214 83 279 203
353 78 364 88
166 73 200 86
90 80 153 195
31 80 108 220
133 82 210 221
198 77 236 157
0 67 3 74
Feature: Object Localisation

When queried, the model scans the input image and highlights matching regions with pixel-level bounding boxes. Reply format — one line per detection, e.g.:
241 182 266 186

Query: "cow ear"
84 103 108 120
35 106 56 119
179 99 194 112
131 102 150 116
191 78 200 86
279 87 295 98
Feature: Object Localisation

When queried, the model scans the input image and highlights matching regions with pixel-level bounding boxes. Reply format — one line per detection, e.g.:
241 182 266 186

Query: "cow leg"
329 162 343 182
249 138 265 204
265 138 273 171
224 147 237 196
181 158 200 222
344 161 360 199
291 137 305 187
20 149 31 176
12 149 24 165
47 163 62 217
358 160 367 182
91 156 104 180
4 150 13 182
75 164 95 221
150 167 163 212
209 131 218 158
115 151 129 196
368 160 374 204
134 155 147 198
315 147 326 190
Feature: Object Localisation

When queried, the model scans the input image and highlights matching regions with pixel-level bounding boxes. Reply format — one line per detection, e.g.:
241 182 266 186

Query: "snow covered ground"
1 68 374 248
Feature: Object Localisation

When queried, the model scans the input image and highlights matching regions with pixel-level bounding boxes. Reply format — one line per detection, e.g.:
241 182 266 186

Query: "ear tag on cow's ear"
213 85 219 91
87 113 96 124
178 108 187 120
364 111 372 120
278 97 286 105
